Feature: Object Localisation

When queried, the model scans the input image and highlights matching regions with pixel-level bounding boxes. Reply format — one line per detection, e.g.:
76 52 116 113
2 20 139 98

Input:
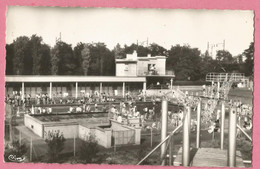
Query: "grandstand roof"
5 75 146 83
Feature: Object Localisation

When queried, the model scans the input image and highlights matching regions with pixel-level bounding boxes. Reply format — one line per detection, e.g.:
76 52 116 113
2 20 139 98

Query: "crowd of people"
5 89 253 133
107 99 189 130
5 90 146 107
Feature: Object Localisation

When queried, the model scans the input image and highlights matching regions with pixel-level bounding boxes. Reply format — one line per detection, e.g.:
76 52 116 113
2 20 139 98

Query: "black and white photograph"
4 6 254 167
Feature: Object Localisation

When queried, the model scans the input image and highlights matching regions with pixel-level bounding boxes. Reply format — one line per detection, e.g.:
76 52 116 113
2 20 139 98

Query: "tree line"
5 35 254 80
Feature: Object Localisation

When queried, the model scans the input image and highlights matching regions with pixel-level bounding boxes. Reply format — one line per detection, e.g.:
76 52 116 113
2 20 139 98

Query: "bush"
78 133 99 164
45 130 65 163
237 137 252 160
137 145 150 165
4 140 27 162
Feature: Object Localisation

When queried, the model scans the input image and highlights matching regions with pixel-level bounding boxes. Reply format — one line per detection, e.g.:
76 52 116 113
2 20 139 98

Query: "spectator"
76 106 82 113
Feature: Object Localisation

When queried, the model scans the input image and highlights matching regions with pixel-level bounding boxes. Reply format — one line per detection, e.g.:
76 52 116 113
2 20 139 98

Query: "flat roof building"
116 51 172 77
5 51 175 98
5 76 146 98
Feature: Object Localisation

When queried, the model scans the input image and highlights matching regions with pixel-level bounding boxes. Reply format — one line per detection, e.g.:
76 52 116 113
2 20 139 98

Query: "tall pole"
183 106 191 167
196 101 201 148
122 82 125 98
217 81 220 99
170 78 173 90
50 82 52 99
143 82 146 101
21 82 25 100
228 107 237 167
75 82 78 99
100 82 103 94
220 101 225 150
160 99 168 166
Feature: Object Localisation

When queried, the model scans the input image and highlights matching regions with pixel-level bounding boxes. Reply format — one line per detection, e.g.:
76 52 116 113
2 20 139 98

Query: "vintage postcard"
3 6 255 168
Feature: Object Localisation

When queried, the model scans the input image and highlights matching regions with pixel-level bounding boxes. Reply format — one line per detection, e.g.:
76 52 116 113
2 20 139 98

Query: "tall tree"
81 44 91 75
124 44 150 57
167 45 202 80
243 42 254 76
148 43 167 56
200 51 216 79
51 42 61 75
12 36 31 75
216 50 233 64
51 41 75 75
233 54 243 64
113 43 125 59
73 42 85 75
39 44 51 75
5 44 14 75
30 35 43 75
87 43 115 76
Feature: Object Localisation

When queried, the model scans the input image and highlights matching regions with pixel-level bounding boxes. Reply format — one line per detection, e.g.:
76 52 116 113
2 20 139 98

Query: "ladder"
220 73 235 99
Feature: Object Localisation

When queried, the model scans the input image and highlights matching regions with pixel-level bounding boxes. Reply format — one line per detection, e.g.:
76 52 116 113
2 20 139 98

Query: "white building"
115 51 168 77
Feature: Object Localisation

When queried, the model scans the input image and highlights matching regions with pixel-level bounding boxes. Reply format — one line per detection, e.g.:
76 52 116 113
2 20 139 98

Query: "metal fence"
112 130 135 146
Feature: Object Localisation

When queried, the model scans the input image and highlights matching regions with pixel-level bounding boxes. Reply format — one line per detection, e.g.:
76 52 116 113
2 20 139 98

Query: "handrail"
237 124 252 142
137 124 183 165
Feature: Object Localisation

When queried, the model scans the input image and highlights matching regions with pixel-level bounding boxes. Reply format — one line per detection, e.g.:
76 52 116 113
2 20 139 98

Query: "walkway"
174 147 245 167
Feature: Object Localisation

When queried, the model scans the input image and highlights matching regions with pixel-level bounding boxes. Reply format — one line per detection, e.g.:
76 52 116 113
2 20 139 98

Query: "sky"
6 6 254 56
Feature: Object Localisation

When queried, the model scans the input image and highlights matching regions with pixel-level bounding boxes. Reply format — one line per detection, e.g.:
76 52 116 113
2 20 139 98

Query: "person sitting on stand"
48 107 52 114
69 106 74 113
117 114 123 123
76 105 82 113
42 108 47 114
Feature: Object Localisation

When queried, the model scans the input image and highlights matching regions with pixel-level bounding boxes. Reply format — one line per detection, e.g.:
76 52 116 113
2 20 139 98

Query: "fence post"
160 98 168 166
182 106 191 166
73 133 76 157
217 81 220 99
196 101 201 148
30 137 33 162
220 101 225 150
151 128 153 147
19 130 22 145
228 107 237 167
169 135 173 165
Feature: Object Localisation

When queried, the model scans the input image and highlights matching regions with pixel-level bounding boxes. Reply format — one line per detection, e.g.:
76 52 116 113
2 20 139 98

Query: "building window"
124 64 129 71
148 64 156 75
148 64 156 71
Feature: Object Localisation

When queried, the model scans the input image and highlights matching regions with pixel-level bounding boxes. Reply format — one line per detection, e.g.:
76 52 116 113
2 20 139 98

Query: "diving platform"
174 147 245 167
206 73 245 82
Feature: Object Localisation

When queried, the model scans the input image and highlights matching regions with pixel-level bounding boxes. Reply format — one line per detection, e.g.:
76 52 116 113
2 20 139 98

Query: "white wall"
44 123 78 139
94 128 112 148
116 63 137 76
24 114 44 137
78 125 112 148
137 57 166 76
